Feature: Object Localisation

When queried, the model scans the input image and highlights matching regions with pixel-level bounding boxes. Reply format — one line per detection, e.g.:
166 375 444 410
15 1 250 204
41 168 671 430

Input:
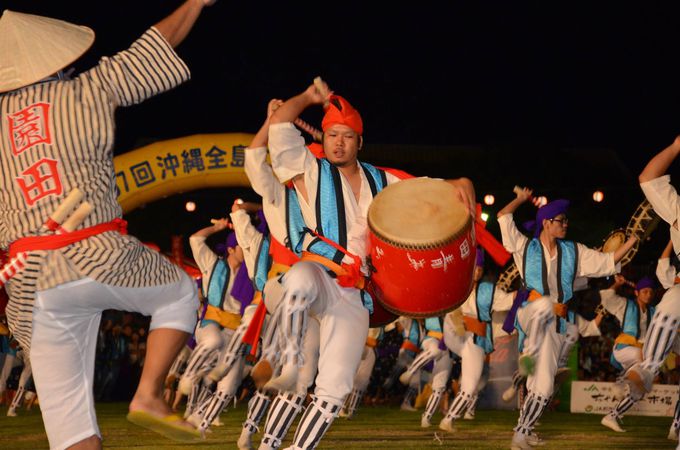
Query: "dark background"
5 1 680 270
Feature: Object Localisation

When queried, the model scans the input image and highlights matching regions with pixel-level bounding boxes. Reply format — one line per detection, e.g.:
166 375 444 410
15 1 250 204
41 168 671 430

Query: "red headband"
321 95 363 135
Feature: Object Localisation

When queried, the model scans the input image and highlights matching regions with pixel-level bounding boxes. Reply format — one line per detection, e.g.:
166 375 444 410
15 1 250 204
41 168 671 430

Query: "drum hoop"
601 228 626 245
376 283 473 319
497 262 519 292
368 214 473 251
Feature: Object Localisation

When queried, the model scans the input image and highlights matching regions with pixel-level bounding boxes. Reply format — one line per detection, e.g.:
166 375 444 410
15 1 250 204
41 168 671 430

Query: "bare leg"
66 435 102 450
130 328 189 418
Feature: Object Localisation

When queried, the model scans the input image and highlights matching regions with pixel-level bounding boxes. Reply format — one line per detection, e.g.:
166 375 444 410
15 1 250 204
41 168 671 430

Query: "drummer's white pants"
641 284 680 375
278 261 368 406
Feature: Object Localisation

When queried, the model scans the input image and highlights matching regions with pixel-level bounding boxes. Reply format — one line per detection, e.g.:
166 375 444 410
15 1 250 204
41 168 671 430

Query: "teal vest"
304 159 387 313
253 186 306 292
424 316 444 334
403 320 421 349
207 259 230 309
522 238 578 334
474 281 495 354
611 300 655 370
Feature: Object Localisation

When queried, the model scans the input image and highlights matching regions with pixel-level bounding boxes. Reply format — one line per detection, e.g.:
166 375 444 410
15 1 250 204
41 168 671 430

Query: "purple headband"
256 209 268 234
475 247 485 268
636 276 655 291
523 199 569 237
214 232 238 256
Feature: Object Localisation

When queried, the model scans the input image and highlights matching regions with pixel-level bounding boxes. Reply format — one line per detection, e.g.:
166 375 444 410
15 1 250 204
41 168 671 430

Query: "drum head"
368 178 469 248
601 229 626 253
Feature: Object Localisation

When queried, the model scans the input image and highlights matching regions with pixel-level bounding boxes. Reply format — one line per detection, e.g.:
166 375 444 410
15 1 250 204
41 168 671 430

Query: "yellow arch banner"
114 133 254 213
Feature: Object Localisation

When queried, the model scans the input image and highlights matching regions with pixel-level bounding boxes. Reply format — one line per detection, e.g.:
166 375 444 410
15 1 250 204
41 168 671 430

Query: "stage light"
484 194 495 206
481 212 489 222
593 191 604 203
185 201 196 212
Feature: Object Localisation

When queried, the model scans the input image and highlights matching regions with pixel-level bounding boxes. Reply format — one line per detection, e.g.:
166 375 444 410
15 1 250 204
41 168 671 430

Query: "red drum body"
365 279 398 327
367 178 476 318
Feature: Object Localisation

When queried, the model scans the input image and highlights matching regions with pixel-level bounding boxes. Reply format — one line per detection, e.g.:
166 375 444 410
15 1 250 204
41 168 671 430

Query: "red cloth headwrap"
321 95 363 135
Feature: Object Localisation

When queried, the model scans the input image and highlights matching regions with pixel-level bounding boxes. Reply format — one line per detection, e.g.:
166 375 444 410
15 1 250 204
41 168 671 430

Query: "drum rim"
368 214 473 251
374 283 473 318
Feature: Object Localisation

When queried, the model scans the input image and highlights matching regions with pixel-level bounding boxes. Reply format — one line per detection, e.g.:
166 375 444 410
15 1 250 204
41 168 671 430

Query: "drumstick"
513 185 543 208
313 76 331 108
271 103 323 142
44 188 84 231
0 199 93 287
614 274 636 289
294 117 323 142
61 202 93 232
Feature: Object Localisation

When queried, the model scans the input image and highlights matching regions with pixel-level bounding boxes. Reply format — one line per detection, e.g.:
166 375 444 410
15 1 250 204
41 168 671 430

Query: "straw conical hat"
0 10 94 93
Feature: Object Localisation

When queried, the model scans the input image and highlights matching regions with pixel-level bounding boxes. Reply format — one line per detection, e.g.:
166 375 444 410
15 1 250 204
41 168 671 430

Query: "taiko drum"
367 178 476 317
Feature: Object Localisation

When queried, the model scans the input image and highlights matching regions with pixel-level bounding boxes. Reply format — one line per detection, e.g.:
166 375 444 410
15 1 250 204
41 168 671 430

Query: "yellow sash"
204 305 241 330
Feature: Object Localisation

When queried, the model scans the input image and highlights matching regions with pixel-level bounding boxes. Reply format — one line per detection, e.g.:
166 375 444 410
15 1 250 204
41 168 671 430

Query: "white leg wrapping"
423 387 446 422
259 392 305 450
260 303 284 365
197 357 246 431
243 390 272 434
401 339 441 384
444 389 474 421
287 397 341 450
342 388 364 418
7 386 25 416
558 322 579 368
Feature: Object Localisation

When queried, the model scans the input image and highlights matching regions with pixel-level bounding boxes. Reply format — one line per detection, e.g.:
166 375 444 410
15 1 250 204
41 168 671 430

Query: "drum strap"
301 251 365 290
463 316 487 337
401 340 421 353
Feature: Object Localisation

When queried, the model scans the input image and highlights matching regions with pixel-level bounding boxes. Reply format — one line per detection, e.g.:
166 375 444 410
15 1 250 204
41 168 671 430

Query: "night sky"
5 1 680 261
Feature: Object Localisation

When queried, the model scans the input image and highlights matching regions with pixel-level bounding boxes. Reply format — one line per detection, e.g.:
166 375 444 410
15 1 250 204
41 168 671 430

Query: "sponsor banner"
571 380 678 416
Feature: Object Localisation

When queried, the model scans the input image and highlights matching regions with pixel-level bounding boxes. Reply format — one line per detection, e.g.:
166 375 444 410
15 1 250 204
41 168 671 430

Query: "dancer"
497 189 636 449
262 79 475 449
0 2 220 447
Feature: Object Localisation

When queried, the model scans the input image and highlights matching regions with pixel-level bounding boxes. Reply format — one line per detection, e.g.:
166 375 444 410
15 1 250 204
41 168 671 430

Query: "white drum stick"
45 188 84 231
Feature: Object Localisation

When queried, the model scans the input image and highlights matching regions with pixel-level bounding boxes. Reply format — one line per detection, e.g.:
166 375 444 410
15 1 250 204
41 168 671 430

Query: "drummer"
262 79 475 449
497 189 636 449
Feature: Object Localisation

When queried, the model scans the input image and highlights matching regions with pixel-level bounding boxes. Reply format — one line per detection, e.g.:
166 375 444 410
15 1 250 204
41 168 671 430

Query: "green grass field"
0 402 676 449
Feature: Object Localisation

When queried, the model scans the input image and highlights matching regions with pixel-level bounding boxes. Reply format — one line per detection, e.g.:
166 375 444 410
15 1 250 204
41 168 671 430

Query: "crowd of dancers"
4 1 680 450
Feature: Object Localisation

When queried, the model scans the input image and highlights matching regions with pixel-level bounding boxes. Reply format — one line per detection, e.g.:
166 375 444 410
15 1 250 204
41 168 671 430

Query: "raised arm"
154 0 216 48
250 99 283 149
613 235 638 264
639 136 680 183
245 100 286 201
270 82 329 125
497 187 533 218
657 239 677 289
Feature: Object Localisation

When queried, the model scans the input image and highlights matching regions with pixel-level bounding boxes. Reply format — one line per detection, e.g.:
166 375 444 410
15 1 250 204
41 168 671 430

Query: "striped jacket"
0 27 190 350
